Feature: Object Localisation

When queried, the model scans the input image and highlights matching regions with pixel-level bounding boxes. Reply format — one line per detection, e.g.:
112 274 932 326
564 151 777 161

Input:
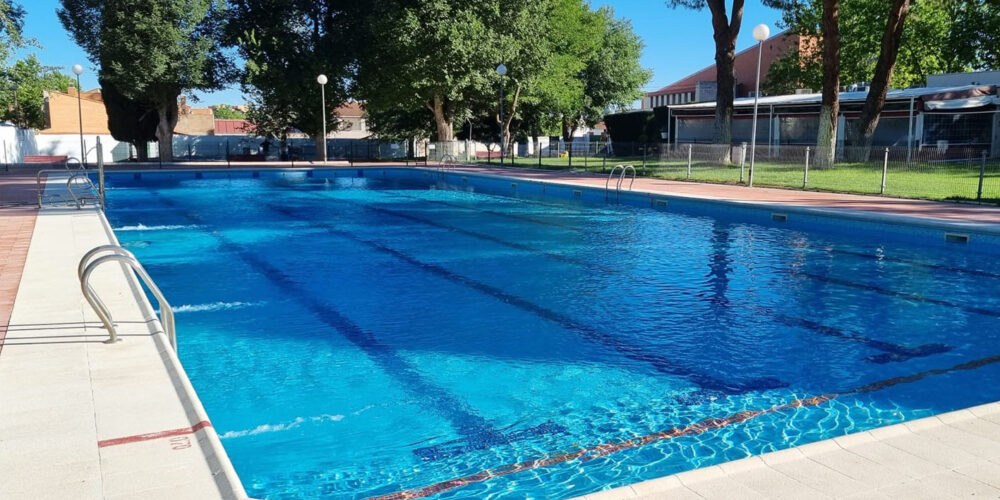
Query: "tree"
0 1 30 63
529 3 650 142
667 0 744 148
848 0 911 156
356 0 548 145
58 0 235 161
0 55 73 129
211 104 246 119
816 0 839 166
100 76 158 161
227 0 359 160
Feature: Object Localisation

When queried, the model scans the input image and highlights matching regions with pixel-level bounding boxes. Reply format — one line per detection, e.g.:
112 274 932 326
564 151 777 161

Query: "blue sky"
21 0 784 106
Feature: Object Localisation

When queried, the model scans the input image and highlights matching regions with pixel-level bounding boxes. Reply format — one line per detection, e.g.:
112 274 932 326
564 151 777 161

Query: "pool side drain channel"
573 189 582 197
655 199 668 207
945 232 970 244
772 213 788 222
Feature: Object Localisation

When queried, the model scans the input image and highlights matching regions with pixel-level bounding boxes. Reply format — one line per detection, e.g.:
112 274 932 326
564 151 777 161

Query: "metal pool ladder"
438 154 457 176
78 245 176 350
606 164 636 201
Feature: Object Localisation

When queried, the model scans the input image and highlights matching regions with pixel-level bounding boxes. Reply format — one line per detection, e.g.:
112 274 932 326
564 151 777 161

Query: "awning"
923 95 999 110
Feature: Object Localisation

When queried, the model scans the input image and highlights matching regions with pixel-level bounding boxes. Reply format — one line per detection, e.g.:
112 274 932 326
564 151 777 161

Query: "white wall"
34 133 130 163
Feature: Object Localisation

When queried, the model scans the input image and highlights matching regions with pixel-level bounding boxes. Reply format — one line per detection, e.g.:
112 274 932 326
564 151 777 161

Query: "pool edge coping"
90 206 249 499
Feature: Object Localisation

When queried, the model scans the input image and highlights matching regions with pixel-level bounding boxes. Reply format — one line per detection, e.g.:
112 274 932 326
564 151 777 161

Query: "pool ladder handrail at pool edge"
78 245 176 350
606 164 636 201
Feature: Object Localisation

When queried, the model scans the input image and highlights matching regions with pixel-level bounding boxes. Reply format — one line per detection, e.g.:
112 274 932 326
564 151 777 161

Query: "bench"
24 155 69 164
226 154 266 162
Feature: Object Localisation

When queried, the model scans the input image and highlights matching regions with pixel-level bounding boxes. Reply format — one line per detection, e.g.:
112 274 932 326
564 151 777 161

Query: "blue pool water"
103 168 1000 499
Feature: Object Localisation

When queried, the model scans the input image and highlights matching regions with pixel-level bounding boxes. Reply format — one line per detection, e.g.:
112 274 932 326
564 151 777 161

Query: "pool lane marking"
98 420 212 448
293 188 955 363
267 203 785 395
378 197 1000 322
367 351 1000 500
145 191 542 452
390 182 1000 282
795 270 1000 318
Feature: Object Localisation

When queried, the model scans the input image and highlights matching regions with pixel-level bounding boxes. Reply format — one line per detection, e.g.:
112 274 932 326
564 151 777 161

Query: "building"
663 79 999 158
641 31 811 109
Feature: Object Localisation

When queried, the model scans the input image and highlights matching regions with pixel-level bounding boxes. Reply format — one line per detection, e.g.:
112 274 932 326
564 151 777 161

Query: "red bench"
23 155 69 164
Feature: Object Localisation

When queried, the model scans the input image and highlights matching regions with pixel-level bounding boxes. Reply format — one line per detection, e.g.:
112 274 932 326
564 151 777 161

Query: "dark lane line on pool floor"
267 202 786 395
146 191 563 459
295 188 953 364
795 271 1000 318
367 351 1000 499
392 183 1000 281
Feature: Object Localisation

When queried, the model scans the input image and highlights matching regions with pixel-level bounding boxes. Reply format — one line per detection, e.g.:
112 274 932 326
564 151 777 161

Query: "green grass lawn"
471 156 1000 204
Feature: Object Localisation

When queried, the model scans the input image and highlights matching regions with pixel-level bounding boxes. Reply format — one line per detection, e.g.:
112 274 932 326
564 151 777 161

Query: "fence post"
803 146 810 189
642 143 647 171
978 150 987 202
880 147 889 194
226 138 231 169
96 137 105 210
568 143 572 168
686 144 692 180
603 143 607 172
538 139 542 168
740 142 747 183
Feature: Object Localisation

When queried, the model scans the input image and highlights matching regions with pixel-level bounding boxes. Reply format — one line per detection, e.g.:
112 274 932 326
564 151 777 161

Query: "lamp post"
496 64 507 165
72 64 85 166
748 24 769 188
317 74 328 163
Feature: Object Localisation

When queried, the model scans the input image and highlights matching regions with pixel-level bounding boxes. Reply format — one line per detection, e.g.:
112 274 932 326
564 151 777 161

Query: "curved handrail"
80 249 176 350
618 165 636 192
36 168 73 207
78 245 131 339
606 165 624 199
65 156 84 171
67 173 99 209
439 154 457 171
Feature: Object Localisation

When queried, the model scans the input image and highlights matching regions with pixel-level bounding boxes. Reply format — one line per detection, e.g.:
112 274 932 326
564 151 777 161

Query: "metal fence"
426 140 1000 204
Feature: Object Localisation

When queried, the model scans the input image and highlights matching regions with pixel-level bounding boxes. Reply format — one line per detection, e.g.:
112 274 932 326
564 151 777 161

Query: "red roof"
214 119 254 135
647 32 803 97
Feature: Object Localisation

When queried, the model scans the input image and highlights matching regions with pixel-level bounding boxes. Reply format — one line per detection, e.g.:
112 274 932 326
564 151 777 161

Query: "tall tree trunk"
849 0 911 160
133 140 149 162
429 94 454 142
500 83 522 156
815 0 840 168
561 116 578 142
706 0 744 158
155 98 178 162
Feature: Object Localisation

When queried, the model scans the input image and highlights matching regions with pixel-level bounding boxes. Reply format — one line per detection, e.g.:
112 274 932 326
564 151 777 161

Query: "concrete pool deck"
0 173 246 499
3 164 1000 499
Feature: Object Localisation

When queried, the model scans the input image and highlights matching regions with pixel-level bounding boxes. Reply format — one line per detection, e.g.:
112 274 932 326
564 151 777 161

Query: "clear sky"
21 0 784 107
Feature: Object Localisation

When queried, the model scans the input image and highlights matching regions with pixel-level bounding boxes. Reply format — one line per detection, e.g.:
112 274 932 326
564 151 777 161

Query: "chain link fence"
426 140 1000 204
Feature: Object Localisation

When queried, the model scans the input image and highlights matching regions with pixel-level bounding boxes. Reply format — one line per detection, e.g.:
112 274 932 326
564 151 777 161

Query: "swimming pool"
103 168 1000 499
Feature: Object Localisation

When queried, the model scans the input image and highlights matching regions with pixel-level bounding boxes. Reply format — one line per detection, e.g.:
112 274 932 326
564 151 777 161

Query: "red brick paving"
0 207 37 357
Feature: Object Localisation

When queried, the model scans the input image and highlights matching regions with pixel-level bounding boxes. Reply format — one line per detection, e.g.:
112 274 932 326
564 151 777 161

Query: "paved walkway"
0 175 246 499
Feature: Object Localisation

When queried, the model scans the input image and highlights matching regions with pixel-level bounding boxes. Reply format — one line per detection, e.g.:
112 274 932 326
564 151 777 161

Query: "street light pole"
317 74 328 163
748 24 769 188
72 64 85 166
496 64 507 166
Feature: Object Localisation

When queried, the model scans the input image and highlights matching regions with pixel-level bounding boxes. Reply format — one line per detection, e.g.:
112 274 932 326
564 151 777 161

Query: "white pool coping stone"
0 200 247 499
577 402 1000 499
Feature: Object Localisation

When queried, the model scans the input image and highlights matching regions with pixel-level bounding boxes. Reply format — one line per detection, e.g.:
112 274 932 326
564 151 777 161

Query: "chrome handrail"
65 156 84 171
619 165 636 192
606 164 624 199
67 173 101 209
36 169 72 207
79 245 176 350
439 154 457 171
